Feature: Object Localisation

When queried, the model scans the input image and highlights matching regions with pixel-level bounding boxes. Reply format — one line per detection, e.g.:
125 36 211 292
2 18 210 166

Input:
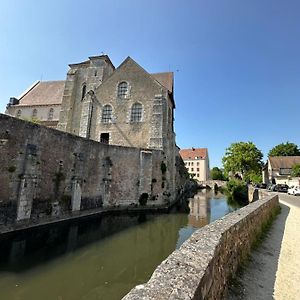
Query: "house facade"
262 156 300 186
179 148 210 182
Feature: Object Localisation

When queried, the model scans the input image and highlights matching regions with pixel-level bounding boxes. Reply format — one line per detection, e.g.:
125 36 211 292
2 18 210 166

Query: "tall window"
130 103 142 122
32 109 37 118
117 82 128 98
16 110 22 118
101 105 112 123
48 108 54 120
81 84 87 101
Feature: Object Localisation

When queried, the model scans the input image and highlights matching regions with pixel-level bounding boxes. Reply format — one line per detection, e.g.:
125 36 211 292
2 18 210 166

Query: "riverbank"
0 190 232 300
0 190 195 236
227 193 300 299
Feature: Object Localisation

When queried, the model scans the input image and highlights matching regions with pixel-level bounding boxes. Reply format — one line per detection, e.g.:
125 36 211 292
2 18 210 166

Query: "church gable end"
90 57 172 149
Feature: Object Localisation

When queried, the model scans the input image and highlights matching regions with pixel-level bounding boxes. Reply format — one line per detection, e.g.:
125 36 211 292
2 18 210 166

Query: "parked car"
254 183 267 189
267 184 276 191
288 186 300 196
274 184 289 193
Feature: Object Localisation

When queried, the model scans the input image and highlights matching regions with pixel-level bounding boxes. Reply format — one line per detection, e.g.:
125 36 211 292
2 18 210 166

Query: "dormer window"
117 82 128 98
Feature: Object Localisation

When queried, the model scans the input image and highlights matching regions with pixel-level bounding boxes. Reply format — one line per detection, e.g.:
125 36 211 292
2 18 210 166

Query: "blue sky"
0 0 299 167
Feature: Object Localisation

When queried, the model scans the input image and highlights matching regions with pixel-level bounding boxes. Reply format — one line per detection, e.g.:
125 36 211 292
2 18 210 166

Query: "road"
227 192 300 300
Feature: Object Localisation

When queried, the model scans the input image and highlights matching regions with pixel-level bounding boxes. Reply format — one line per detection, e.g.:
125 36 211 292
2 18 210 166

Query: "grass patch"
252 205 281 249
227 204 281 297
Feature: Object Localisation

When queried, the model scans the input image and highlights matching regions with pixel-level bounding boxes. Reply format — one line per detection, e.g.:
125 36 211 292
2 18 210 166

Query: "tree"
291 164 300 177
222 142 263 179
268 142 300 157
210 167 226 180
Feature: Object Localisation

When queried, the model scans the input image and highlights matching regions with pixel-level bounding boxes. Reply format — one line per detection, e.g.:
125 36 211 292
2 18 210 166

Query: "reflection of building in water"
188 191 211 228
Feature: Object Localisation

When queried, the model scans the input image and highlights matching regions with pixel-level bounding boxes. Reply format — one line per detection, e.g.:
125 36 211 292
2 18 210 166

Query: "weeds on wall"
7 166 16 173
139 193 149 206
160 161 167 174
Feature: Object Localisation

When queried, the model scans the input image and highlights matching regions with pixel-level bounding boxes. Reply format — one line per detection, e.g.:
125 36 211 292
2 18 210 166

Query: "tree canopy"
210 167 226 180
222 142 263 179
292 164 300 177
268 142 300 157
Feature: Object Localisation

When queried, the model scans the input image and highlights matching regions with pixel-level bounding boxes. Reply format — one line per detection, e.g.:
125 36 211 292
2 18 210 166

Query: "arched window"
117 82 128 98
130 103 143 122
81 84 87 101
16 109 22 118
101 105 112 123
32 109 37 118
48 108 54 120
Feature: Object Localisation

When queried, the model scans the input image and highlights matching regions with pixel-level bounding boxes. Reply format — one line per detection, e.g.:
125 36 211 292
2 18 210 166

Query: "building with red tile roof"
179 148 210 181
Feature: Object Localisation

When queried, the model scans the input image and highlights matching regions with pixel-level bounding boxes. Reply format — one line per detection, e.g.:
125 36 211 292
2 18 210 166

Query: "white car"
287 186 300 196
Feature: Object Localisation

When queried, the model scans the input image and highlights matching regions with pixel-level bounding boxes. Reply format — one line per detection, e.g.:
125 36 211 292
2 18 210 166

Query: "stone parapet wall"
123 194 279 300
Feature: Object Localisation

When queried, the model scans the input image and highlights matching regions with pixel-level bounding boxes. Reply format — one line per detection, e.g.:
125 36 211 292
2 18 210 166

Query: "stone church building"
4 55 187 215
6 55 175 152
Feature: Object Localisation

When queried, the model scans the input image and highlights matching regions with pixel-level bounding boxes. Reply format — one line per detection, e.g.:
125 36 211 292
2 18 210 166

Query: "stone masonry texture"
122 194 279 300
0 114 188 227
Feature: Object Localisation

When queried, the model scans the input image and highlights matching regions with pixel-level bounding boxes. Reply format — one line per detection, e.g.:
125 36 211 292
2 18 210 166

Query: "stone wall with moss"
0 114 185 226
123 194 279 300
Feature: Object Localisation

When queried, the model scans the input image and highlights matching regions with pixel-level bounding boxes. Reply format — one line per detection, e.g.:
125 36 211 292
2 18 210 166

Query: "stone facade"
1 54 189 228
5 81 65 128
56 55 177 198
0 114 188 226
123 194 279 300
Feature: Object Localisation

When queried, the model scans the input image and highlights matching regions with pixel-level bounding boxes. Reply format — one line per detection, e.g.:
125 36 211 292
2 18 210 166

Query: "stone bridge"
198 180 227 189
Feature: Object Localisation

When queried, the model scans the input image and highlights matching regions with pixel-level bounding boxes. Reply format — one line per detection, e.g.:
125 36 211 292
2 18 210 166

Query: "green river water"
0 190 240 300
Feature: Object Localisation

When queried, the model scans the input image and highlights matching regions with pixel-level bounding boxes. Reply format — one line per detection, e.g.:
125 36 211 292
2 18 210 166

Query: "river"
0 190 240 300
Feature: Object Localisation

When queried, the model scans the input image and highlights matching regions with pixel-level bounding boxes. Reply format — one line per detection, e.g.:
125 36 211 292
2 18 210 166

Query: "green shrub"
139 193 148 206
225 179 248 204
7 166 16 173
160 161 167 174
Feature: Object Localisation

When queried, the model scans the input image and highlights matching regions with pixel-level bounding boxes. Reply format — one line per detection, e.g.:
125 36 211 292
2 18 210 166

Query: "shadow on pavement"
227 201 290 300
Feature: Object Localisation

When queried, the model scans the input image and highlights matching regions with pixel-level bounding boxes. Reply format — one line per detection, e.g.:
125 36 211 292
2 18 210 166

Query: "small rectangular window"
100 133 109 144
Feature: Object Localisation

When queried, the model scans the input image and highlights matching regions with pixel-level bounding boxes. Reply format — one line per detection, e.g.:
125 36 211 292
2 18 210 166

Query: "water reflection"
0 191 239 300
176 190 240 249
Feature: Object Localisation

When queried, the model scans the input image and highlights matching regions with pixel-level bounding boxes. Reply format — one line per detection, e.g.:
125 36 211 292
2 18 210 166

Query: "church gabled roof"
115 56 175 107
151 72 173 94
16 80 65 106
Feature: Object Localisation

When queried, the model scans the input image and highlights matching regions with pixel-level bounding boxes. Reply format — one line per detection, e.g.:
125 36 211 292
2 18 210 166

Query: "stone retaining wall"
0 114 188 228
123 194 279 300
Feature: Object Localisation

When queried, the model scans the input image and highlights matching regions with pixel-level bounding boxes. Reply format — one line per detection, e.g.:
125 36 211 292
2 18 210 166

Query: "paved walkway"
227 193 300 300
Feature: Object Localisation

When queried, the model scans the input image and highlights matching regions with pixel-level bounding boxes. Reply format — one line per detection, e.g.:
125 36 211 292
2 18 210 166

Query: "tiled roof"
269 156 300 169
151 72 173 93
179 148 208 160
17 81 65 106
